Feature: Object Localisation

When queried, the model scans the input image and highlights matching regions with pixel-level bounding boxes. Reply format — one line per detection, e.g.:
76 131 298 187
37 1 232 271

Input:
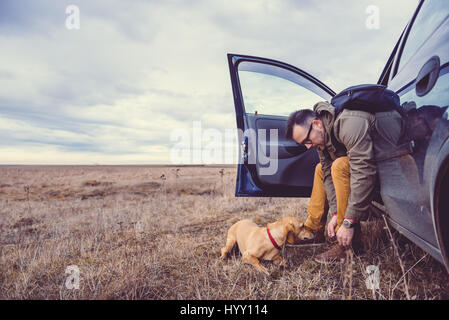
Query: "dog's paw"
273 257 286 268
257 265 270 275
220 249 228 259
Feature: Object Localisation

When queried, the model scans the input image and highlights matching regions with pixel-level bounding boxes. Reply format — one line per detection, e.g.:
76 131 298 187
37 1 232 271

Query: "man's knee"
331 156 349 176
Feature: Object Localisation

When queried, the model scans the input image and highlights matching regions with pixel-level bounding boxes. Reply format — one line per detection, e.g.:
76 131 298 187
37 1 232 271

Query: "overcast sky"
0 0 418 164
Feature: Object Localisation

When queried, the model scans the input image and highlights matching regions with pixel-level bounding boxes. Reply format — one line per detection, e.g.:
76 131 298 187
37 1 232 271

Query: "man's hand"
327 215 338 238
337 225 354 247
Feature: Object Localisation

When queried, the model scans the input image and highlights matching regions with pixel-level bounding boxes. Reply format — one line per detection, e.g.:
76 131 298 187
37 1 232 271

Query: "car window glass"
237 62 330 116
399 67 449 180
401 71 449 110
397 0 449 73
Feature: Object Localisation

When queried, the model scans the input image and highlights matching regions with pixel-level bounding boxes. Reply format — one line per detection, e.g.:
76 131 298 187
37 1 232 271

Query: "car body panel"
380 1 449 265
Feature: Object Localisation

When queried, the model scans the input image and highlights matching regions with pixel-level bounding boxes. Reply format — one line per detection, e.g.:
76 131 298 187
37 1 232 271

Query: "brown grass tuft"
1 165 449 300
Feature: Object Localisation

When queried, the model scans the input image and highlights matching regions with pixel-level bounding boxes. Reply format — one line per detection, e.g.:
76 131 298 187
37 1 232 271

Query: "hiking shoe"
314 244 347 263
314 223 364 263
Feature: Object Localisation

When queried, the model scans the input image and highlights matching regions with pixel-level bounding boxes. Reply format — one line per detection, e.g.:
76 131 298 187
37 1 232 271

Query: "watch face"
343 220 352 228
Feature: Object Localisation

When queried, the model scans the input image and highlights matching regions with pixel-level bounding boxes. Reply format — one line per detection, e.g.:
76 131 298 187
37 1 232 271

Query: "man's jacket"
313 101 406 222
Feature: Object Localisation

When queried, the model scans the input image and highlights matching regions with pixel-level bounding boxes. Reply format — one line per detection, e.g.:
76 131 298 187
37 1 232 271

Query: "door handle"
415 55 440 97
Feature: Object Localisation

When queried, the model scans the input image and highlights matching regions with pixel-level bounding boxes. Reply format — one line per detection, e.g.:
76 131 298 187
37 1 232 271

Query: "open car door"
228 53 335 197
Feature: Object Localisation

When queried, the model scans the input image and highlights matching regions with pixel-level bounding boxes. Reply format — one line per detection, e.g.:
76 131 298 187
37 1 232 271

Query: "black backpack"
331 84 402 116
331 84 412 161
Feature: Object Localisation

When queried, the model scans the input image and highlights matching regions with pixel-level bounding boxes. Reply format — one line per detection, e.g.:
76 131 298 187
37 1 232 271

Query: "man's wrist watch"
343 218 356 229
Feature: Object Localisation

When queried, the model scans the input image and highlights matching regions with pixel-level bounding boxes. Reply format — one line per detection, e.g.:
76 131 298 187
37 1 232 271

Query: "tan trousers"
305 156 350 231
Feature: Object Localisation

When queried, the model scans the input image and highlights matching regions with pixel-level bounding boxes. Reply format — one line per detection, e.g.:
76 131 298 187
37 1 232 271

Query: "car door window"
401 71 449 110
237 61 331 116
396 0 449 74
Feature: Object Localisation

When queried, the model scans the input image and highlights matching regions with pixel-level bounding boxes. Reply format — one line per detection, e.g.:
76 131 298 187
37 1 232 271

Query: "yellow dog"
220 217 312 274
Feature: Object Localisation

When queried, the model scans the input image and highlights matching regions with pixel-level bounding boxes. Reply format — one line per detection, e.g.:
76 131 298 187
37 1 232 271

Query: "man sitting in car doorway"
285 101 405 263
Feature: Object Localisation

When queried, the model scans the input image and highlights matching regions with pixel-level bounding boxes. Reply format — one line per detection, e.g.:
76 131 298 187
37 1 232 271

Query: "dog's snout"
303 233 313 240
298 229 314 240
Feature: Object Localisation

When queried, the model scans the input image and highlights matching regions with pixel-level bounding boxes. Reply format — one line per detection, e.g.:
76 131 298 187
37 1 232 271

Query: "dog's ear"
287 231 295 244
284 222 296 244
284 222 295 234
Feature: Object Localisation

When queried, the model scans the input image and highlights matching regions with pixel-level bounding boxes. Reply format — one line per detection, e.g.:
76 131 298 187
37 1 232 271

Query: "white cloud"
0 0 419 164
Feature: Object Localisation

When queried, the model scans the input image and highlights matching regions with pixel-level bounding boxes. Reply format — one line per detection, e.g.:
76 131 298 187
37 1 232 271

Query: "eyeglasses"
300 120 315 145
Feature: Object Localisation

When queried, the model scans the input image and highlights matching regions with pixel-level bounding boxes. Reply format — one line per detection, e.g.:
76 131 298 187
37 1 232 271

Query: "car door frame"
227 53 336 197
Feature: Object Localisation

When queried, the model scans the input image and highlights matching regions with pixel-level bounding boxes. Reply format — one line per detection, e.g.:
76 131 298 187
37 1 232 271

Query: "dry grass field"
1 165 449 300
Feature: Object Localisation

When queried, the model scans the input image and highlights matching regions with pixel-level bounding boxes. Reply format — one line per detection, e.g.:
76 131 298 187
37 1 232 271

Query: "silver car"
227 0 449 272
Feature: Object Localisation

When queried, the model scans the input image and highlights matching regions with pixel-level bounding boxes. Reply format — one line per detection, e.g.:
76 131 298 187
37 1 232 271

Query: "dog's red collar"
267 227 281 250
